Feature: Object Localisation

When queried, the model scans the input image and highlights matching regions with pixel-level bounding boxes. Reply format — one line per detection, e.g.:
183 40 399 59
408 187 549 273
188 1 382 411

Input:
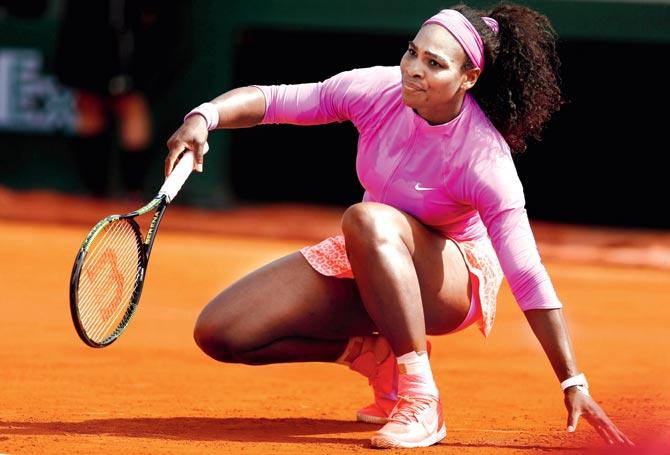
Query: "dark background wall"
231 29 669 229
1 0 669 229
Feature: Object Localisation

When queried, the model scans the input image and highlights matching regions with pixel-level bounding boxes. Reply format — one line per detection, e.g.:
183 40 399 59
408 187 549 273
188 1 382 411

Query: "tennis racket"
69 147 203 348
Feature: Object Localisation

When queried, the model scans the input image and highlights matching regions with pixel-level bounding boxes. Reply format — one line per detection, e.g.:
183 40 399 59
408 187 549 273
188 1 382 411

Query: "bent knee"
193 313 241 363
341 202 407 245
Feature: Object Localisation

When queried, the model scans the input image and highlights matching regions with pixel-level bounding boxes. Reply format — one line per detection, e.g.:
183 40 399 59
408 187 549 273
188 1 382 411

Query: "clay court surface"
1 188 669 454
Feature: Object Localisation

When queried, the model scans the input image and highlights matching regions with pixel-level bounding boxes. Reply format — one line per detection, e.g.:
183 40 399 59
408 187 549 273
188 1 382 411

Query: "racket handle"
158 144 209 203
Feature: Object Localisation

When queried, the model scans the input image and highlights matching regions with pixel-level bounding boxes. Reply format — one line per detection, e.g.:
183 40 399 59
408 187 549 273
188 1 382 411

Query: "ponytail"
453 3 563 153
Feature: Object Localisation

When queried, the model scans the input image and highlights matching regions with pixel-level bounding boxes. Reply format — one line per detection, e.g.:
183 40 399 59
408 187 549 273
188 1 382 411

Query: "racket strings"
77 219 143 343
78 239 138 323
78 224 139 339
80 221 141 339
78 221 136 316
80 247 138 340
79 223 141 341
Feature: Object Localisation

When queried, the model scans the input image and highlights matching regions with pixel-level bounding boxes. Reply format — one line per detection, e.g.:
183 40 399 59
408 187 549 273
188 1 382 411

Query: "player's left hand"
563 387 635 447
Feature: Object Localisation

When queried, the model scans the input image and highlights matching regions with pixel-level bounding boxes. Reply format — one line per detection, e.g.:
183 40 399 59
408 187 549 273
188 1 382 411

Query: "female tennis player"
165 2 633 449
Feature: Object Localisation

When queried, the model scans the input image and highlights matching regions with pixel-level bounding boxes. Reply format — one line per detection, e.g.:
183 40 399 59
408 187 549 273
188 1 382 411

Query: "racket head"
69 215 147 348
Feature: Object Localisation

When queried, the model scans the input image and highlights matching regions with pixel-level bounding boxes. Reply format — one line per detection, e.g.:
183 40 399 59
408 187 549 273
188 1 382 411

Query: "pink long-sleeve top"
255 66 561 312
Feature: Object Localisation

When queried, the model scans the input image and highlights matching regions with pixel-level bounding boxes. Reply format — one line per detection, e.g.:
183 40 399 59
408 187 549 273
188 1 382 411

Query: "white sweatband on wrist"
184 102 219 131
560 373 590 397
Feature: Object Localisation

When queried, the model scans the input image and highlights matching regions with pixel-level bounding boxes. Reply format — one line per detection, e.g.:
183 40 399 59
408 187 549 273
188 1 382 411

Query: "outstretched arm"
524 308 634 446
165 87 265 175
165 67 386 175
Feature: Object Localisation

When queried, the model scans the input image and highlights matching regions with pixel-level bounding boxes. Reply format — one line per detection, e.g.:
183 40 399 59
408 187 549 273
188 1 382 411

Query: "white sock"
396 350 439 398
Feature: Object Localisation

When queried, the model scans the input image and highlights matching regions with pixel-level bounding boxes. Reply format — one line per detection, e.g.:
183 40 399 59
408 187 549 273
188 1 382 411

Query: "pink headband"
422 9 498 71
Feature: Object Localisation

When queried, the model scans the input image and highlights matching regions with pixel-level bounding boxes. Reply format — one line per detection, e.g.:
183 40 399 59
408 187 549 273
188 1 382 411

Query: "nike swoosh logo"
421 402 441 434
415 183 439 191
421 403 439 433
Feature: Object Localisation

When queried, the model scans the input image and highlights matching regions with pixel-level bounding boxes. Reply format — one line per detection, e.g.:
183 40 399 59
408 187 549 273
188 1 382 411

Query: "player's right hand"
165 115 209 176
564 387 634 447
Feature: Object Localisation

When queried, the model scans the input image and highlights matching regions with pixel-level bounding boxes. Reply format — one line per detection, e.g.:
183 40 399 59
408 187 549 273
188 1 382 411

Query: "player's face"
400 24 480 124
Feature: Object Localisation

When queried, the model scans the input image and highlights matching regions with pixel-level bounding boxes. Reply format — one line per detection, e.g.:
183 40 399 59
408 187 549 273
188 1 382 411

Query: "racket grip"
158 150 195 203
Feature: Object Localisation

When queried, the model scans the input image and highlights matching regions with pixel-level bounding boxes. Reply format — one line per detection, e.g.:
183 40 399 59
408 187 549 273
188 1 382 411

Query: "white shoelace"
389 395 435 424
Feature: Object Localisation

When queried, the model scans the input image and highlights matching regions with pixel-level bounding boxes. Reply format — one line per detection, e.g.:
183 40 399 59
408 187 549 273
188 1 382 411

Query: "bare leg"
193 252 377 365
341 202 471 356
194 203 472 366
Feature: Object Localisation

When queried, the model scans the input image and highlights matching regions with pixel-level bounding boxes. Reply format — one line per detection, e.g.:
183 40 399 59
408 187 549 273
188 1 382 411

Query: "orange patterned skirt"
300 234 503 337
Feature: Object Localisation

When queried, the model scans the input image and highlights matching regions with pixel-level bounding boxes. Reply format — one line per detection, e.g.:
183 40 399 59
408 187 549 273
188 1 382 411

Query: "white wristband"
560 373 590 396
184 102 219 131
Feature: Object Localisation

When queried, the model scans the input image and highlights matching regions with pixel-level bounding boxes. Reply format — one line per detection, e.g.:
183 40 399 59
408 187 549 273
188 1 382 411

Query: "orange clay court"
1 187 669 454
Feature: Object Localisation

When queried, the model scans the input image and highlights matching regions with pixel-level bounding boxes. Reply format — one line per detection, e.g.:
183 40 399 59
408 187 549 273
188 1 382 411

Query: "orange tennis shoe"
351 339 432 425
370 394 446 448
352 347 398 424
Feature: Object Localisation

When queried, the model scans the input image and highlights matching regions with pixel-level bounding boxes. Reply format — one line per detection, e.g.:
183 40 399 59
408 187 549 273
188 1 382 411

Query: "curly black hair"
451 3 563 153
